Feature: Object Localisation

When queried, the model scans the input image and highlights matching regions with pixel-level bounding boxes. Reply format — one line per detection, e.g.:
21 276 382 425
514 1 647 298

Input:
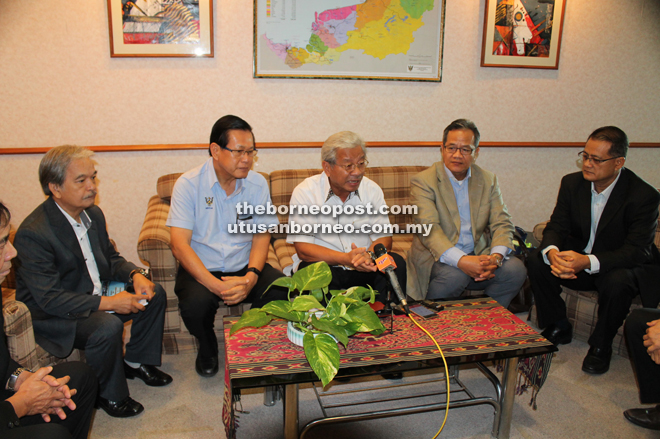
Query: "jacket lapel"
87 215 111 280
577 179 592 241
596 168 628 237
468 167 484 239
44 198 85 263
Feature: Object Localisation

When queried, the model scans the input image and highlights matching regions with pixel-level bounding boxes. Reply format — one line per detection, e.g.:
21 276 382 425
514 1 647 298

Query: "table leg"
497 357 519 439
284 383 299 439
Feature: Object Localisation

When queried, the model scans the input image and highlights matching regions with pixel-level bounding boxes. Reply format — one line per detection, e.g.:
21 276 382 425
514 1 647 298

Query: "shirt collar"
591 168 622 197
443 163 471 185
55 202 92 232
322 172 361 202
205 157 244 196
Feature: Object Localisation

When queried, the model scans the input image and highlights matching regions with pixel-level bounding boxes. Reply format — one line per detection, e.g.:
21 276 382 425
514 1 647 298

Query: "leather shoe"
541 324 573 346
624 405 660 430
97 396 144 418
124 363 173 386
581 346 612 375
195 352 219 377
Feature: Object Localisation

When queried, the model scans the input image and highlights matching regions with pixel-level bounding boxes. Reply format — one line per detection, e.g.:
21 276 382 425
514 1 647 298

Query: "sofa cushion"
365 166 428 228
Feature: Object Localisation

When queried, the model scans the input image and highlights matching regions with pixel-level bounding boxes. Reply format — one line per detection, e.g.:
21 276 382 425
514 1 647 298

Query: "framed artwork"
481 0 566 69
253 0 447 82
107 0 213 57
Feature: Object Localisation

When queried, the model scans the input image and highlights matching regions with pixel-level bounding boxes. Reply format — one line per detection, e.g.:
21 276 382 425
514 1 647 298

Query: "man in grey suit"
15 145 172 418
407 119 526 306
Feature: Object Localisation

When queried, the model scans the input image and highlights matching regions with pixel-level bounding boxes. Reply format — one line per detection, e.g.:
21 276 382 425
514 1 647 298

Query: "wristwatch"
6 367 31 392
129 268 150 281
492 254 504 268
246 267 261 277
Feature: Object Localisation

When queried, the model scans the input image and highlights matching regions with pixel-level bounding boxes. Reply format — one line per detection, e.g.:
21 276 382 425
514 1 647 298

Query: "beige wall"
1 0 659 265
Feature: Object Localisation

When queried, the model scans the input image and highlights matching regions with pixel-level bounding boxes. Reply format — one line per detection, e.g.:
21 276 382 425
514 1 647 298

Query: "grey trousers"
427 256 526 308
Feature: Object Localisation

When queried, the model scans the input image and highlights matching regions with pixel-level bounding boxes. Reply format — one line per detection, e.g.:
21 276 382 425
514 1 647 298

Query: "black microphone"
373 243 409 315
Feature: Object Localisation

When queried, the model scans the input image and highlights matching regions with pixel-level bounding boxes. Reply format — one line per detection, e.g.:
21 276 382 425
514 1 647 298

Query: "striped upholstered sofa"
137 166 426 354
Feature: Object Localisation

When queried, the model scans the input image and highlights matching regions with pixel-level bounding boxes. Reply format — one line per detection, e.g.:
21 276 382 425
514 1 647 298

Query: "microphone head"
373 243 387 258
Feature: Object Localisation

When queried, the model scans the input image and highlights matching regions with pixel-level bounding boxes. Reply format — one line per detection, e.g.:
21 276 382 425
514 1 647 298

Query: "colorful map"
255 0 445 81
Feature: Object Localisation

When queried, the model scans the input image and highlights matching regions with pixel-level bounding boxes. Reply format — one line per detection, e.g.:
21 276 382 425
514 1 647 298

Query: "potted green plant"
229 262 386 387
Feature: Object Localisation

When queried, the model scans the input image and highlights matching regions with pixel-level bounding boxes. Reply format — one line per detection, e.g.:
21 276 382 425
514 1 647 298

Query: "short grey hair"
39 145 94 196
321 131 367 164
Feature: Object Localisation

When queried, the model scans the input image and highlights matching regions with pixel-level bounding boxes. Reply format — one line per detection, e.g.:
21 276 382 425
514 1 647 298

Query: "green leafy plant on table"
229 261 386 387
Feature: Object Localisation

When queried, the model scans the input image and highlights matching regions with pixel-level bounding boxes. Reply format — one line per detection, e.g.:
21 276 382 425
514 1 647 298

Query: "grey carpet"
89 314 655 439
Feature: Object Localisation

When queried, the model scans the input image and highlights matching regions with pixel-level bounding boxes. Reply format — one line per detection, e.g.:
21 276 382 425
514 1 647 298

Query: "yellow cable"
408 314 450 439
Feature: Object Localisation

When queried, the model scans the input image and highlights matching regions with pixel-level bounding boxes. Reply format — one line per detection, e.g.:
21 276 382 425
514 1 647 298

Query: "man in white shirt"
286 131 406 305
15 145 172 418
528 126 660 375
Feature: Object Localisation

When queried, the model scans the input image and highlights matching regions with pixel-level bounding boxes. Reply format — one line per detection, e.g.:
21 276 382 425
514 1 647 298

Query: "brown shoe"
624 405 660 430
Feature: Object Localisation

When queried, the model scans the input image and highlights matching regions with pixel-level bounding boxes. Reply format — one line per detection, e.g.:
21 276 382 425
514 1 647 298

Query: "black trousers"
175 263 289 357
298 252 407 305
625 308 660 404
72 285 167 401
7 361 97 439
528 248 639 349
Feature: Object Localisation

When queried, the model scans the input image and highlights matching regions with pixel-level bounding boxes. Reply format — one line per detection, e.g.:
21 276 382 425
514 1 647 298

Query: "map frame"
252 0 446 82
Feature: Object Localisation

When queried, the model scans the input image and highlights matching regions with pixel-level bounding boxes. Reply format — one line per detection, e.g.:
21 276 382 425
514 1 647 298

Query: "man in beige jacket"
407 119 525 306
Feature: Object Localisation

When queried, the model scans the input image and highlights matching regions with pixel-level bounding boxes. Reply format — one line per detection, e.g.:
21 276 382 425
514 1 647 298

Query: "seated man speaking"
286 131 406 305
528 126 660 375
167 115 288 378
408 119 525 307
15 145 172 418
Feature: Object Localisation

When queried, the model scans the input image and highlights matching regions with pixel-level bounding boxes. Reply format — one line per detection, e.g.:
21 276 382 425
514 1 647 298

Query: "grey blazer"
14 197 138 357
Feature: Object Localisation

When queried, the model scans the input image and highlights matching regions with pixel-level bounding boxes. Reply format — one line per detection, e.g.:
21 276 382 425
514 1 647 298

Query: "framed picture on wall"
253 0 446 81
481 0 566 69
107 0 213 57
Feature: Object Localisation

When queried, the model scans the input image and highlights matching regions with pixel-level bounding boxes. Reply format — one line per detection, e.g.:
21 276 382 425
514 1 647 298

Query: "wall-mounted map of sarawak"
254 0 445 81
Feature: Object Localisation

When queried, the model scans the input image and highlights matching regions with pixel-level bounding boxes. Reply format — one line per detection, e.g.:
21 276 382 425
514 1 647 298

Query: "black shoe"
195 352 219 377
624 405 660 430
124 363 173 386
97 396 144 418
381 372 403 380
581 346 612 375
541 324 573 346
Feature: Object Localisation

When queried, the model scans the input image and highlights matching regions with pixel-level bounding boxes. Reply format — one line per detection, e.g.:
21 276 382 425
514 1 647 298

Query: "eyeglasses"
222 146 258 158
577 151 620 165
444 145 475 156
333 160 369 173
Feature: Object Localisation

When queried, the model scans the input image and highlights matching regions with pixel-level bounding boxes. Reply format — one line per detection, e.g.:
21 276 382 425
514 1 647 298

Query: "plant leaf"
303 332 340 388
264 276 297 293
311 288 325 303
310 315 350 347
261 301 305 322
326 301 347 320
229 309 273 336
346 304 386 335
293 262 333 292
291 295 325 312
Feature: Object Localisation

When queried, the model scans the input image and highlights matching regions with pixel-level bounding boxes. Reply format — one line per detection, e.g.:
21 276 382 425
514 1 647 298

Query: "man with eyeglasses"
408 119 526 308
528 126 660 375
167 115 288 377
286 131 406 306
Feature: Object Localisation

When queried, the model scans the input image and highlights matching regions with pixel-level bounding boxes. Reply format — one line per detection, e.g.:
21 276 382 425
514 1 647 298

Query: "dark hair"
588 126 629 158
209 115 254 155
442 119 481 148
0 201 10 229
39 145 94 196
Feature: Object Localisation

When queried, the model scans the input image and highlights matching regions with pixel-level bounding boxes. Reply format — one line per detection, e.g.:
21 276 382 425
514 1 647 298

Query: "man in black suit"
1 201 97 439
623 308 660 430
15 145 173 418
528 126 660 375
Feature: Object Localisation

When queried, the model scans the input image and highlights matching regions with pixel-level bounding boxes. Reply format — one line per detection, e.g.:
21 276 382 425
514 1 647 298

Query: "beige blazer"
406 162 515 300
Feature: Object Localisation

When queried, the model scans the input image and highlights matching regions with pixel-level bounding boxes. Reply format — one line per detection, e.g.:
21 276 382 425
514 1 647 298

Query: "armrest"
137 195 177 283
3 299 41 371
